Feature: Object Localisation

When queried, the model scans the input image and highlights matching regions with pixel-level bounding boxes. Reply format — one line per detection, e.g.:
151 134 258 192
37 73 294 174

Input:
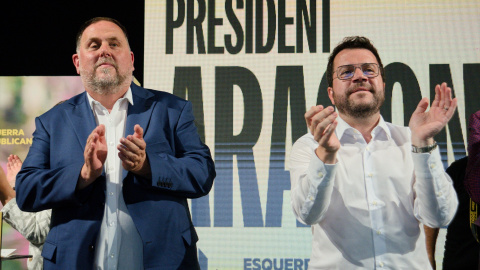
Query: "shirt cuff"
1 197 17 214
411 146 444 178
307 153 337 188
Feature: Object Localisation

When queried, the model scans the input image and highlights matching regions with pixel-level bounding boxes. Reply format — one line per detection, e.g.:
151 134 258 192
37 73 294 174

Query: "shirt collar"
86 87 134 110
335 114 392 142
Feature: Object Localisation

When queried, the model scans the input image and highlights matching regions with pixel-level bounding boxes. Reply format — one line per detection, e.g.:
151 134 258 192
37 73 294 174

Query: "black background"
0 1 145 85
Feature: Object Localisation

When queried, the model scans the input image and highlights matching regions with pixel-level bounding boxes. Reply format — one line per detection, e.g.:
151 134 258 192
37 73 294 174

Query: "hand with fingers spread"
78 125 108 189
305 105 340 164
118 124 151 178
409 82 458 147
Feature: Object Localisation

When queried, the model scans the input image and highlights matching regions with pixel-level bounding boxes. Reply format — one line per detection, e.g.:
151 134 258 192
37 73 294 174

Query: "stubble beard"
81 58 130 95
334 83 385 119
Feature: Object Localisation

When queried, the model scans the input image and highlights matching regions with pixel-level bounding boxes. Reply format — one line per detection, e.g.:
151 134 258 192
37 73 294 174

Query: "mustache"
94 58 118 70
347 83 373 95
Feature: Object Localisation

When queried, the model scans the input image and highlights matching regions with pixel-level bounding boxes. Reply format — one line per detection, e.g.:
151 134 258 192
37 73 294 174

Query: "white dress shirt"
87 89 143 270
290 116 458 270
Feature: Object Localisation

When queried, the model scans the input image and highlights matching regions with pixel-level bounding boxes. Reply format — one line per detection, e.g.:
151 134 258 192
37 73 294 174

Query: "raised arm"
16 115 94 212
409 83 458 227
130 101 215 198
290 105 339 225
1 156 51 245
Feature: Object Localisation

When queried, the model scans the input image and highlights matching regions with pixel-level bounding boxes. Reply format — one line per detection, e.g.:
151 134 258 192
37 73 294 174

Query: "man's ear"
72 54 80 75
328 87 335 105
130 51 135 71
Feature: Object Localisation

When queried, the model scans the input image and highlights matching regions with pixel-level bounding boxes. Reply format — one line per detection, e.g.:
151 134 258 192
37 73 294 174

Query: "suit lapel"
124 84 156 179
65 92 97 150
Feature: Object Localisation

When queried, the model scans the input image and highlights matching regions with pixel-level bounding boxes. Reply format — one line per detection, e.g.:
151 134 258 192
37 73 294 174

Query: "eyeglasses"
334 63 380 81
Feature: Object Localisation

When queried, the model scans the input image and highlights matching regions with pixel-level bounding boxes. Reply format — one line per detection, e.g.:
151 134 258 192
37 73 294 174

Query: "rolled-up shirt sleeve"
1 198 51 245
412 147 458 228
290 134 337 225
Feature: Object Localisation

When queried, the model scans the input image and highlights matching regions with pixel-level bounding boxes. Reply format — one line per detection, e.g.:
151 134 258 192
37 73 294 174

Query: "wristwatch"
411 141 437 153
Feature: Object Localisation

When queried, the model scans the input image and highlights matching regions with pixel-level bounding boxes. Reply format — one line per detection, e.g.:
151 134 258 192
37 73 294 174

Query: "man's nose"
352 66 367 82
99 43 112 57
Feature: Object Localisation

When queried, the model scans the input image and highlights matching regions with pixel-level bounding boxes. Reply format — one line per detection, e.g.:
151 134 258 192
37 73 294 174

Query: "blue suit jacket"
16 83 215 269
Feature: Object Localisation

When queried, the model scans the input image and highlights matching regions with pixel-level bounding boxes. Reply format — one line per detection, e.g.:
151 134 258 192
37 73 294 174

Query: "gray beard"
84 67 128 95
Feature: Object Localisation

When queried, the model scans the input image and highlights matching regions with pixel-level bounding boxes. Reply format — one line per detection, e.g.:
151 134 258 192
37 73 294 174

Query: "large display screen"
1 1 479 269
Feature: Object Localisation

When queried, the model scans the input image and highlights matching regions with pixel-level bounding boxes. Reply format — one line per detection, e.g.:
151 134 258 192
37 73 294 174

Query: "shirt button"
109 192 114 196
317 172 323 177
366 146 370 151
372 201 377 206
110 253 115 258
109 141 114 146
308 196 314 201
379 261 384 267
437 191 443 196
367 173 373 177
376 230 382 235
430 163 436 169
109 221 115 227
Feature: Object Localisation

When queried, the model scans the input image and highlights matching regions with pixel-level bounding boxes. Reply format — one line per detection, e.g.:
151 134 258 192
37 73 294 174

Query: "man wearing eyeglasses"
290 36 458 269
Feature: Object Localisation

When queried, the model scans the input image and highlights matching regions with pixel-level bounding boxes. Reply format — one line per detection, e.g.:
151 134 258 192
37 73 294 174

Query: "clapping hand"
409 83 457 147
78 125 108 189
118 124 151 178
305 105 339 164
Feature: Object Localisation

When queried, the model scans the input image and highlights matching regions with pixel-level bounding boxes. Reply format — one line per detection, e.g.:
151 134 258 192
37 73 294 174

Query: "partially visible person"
425 156 479 270
15 17 215 269
290 36 458 269
0 155 51 270
465 110 480 205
